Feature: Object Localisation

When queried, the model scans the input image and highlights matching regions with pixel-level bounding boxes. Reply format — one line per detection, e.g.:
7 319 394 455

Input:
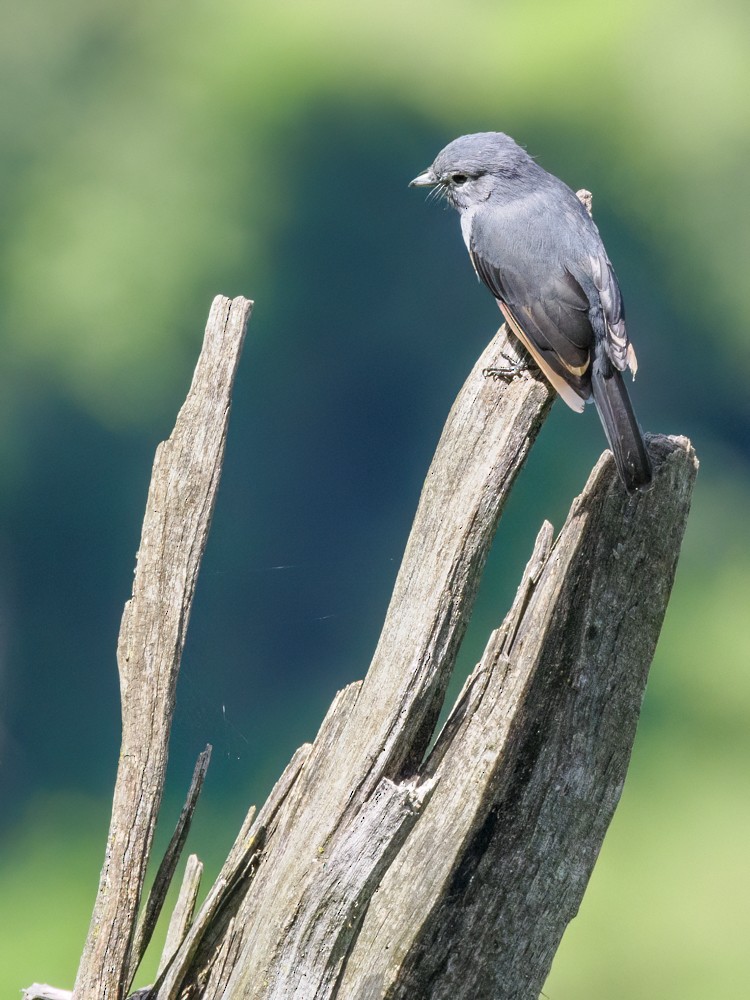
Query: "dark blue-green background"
2 2 749 996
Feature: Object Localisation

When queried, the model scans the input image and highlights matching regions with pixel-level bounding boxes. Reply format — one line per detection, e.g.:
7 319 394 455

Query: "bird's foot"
483 351 536 380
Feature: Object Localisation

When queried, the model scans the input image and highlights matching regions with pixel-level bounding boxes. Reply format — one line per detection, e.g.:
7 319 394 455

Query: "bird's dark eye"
451 173 469 185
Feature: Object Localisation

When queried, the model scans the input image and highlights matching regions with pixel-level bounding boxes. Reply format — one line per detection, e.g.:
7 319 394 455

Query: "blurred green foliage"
1 0 748 997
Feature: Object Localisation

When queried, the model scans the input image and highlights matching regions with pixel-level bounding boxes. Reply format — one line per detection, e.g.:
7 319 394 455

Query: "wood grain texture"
338 434 697 1000
156 744 312 999
203 403 695 997
32 273 695 1000
156 855 203 978
177 328 695 1000
127 746 212 990
71 296 252 1000
181 326 556 999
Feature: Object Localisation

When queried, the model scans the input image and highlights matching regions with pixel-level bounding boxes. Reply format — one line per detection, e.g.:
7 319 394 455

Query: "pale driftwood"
126 746 212 990
152 745 311 999
182 435 695 1000
267 773 439 1000
338 434 696 999
156 855 203 978
27 267 696 1000
140 300 693 998
71 296 252 1000
203 322 556 1000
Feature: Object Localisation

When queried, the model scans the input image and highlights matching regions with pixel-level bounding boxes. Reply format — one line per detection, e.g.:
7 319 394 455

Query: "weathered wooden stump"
24 285 696 1000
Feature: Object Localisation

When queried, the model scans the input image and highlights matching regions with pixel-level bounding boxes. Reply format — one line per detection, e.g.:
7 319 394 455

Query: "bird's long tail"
590 357 652 494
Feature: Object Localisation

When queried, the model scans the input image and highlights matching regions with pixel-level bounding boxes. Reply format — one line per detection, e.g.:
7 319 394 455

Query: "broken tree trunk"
35 285 696 1000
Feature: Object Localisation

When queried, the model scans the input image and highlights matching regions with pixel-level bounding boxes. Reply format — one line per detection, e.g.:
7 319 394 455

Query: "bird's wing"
588 252 637 374
470 248 593 412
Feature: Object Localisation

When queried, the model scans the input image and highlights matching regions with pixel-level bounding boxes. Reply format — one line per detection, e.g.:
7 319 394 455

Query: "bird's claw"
483 351 536 380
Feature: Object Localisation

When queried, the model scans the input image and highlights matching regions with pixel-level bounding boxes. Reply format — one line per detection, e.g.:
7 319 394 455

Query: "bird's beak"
409 168 437 188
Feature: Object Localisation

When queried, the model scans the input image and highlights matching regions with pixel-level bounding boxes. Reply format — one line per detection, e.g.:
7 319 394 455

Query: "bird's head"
409 132 537 211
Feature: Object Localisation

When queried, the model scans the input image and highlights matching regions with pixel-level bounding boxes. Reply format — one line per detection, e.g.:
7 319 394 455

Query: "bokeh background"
1 1 748 996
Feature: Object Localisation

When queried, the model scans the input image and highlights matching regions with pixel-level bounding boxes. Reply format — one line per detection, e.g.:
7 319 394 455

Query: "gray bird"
410 131 652 493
